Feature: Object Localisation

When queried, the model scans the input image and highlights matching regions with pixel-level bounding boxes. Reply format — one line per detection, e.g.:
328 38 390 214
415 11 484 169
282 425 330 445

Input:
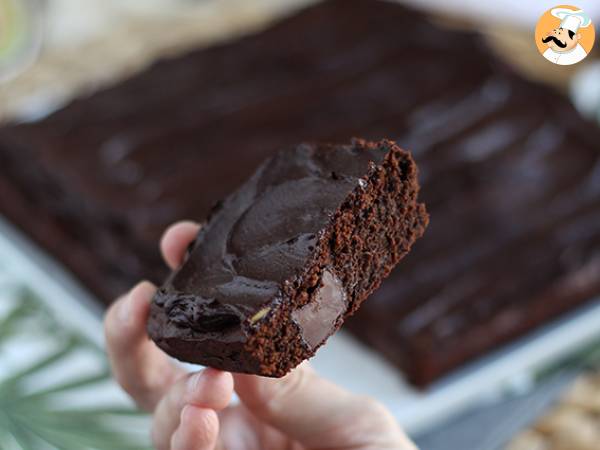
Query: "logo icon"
535 5 595 66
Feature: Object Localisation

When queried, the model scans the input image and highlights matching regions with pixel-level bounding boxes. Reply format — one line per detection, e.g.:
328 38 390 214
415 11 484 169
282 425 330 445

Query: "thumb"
233 363 416 449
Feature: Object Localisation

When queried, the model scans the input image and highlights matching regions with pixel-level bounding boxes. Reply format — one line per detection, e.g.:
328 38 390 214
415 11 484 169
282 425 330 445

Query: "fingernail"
180 404 193 423
187 371 206 395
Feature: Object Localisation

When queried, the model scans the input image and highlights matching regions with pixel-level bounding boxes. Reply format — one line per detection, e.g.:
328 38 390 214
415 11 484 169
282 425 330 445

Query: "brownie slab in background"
148 139 427 375
0 0 599 385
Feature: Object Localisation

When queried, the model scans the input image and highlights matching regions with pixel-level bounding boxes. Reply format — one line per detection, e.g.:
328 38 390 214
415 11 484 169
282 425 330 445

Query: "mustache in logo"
542 35 567 48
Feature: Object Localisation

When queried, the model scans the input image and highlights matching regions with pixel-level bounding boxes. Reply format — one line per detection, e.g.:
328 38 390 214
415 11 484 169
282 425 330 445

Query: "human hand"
104 221 418 450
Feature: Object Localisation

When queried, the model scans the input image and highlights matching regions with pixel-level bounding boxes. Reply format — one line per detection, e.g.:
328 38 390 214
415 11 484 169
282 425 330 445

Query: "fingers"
105 221 200 410
234 363 416 449
171 407 219 450
152 368 233 450
160 221 201 269
104 281 186 411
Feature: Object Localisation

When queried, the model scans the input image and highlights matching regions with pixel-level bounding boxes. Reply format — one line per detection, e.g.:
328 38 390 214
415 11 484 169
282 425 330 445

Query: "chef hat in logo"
551 8 592 33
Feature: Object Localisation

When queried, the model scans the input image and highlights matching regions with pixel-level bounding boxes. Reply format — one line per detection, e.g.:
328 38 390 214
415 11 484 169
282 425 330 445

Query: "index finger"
105 221 201 410
104 281 186 411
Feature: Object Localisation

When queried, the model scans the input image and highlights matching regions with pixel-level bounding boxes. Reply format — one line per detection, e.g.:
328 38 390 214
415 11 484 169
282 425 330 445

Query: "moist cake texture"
0 0 599 385
147 139 427 375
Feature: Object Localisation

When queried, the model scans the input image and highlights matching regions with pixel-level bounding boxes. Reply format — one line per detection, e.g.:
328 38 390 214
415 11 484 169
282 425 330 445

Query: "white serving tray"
1 216 599 435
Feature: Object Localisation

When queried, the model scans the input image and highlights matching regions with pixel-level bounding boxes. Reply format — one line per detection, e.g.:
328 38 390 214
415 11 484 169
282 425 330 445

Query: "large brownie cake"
0 0 599 385
147 139 427 376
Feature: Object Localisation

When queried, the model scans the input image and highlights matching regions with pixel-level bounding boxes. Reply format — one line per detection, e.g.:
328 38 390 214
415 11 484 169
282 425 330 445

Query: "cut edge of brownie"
242 138 428 376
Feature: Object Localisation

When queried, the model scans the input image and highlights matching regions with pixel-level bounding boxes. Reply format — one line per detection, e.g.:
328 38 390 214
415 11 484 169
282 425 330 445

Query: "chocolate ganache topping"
153 143 385 336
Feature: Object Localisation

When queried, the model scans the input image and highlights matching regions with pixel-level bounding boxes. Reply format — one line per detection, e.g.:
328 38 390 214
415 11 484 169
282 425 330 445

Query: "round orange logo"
535 5 595 66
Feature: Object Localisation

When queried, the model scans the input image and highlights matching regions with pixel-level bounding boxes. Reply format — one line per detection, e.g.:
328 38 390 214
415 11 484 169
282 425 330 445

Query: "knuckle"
355 395 397 432
151 424 168 450
113 370 138 397
196 409 219 443
250 366 311 418
114 371 136 394
113 368 155 411
103 298 130 346
103 305 118 341
270 366 311 407
174 408 219 448
360 395 389 417
127 384 156 411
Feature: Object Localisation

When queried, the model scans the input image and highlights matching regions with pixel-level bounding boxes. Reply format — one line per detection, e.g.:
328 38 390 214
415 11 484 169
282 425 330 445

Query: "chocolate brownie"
0 0 599 385
147 139 427 375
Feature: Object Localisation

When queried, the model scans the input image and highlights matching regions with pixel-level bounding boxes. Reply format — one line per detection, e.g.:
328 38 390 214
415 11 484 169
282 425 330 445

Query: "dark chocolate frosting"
153 143 384 333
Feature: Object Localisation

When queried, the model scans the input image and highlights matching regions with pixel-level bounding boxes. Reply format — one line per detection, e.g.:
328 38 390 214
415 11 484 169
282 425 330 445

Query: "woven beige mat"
0 0 316 122
506 372 600 450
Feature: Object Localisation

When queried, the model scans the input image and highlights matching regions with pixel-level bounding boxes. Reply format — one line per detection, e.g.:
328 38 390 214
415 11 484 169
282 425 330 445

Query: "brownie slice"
147 139 427 375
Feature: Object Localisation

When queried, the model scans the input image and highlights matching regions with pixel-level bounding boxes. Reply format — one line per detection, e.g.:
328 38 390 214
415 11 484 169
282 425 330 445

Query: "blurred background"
0 1 599 449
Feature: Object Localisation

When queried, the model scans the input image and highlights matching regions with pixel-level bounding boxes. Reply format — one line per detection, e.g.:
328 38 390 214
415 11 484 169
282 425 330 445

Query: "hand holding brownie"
104 221 417 450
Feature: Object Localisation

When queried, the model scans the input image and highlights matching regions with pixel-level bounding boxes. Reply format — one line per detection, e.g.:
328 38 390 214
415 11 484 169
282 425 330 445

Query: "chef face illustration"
542 26 581 53
536 6 595 66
